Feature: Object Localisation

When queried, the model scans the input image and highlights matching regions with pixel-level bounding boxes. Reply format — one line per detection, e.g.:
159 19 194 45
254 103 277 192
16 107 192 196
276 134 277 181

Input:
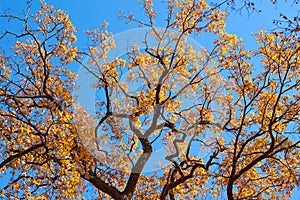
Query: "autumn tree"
0 0 299 199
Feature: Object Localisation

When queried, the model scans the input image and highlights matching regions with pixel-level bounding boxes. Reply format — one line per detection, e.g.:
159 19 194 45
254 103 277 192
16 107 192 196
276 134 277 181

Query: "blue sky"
0 0 299 199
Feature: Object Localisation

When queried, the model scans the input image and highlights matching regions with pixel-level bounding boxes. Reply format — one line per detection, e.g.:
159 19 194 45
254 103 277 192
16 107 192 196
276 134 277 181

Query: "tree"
0 0 299 199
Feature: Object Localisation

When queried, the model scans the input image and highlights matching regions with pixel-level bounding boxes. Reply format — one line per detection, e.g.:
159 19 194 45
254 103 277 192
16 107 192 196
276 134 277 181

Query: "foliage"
0 0 299 199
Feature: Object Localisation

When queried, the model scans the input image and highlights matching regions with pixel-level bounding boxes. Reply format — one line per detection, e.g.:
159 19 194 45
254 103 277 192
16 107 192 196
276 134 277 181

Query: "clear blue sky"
0 0 299 199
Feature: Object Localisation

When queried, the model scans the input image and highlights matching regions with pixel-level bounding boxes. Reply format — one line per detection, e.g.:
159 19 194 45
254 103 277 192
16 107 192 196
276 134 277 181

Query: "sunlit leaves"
0 0 299 199
0 1 84 199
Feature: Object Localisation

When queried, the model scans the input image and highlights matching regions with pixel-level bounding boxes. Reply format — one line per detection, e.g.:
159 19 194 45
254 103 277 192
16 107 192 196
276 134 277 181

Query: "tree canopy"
0 0 299 199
